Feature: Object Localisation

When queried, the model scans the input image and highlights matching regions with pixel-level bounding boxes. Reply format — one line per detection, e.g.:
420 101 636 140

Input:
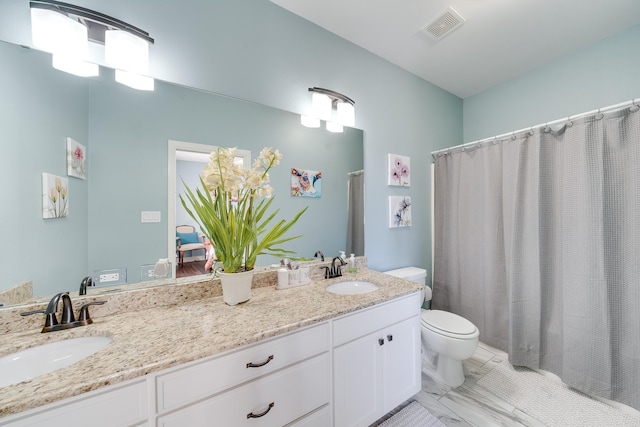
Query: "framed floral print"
388 153 410 187
67 137 87 179
389 196 411 227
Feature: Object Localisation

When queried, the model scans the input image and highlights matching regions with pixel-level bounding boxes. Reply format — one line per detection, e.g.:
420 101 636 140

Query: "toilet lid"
421 310 477 335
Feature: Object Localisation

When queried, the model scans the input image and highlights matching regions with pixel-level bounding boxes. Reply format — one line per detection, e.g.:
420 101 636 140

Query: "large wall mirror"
0 40 364 306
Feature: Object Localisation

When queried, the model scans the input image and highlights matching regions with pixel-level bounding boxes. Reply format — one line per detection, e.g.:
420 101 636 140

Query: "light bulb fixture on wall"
301 87 355 133
29 0 155 90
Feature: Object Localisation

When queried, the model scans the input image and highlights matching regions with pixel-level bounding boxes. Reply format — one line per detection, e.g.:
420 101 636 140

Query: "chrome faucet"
21 292 106 333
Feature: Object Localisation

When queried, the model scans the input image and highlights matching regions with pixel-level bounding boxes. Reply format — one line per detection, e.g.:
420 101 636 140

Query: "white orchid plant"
180 146 307 274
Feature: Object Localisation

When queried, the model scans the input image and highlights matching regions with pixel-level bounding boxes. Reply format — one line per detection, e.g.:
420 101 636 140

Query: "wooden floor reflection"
176 261 207 278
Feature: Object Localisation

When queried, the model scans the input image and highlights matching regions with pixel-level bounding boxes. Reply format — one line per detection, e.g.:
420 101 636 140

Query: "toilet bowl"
420 309 479 387
383 267 479 388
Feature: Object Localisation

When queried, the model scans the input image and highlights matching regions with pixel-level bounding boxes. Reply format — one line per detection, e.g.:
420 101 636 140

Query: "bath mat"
379 401 445 427
477 362 640 427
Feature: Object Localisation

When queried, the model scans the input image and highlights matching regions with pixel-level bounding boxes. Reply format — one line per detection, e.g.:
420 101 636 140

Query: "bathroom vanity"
0 266 422 427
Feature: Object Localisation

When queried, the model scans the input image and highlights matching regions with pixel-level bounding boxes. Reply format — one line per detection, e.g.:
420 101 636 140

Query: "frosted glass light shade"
31 8 88 57
336 102 355 127
301 115 320 128
115 69 154 91
311 93 332 121
326 121 344 133
52 55 99 77
105 30 149 73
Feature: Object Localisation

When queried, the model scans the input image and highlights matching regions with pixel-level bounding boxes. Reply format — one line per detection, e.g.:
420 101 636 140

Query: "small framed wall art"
387 153 410 187
42 173 69 219
388 196 411 228
291 168 322 198
67 137 87 179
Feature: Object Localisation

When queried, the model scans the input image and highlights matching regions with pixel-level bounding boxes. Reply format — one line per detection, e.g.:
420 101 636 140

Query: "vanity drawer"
332 292 420 347
157 353 329 427
156 322 329 413
286 405 331 427
0 379 147 427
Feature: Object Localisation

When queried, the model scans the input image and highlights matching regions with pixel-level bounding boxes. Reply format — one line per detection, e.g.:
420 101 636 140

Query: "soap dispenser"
348 254 357 274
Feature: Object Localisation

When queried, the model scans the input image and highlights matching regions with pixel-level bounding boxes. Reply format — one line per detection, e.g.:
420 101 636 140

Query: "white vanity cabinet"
0 289 422 427
155 322 330 427
0 380 148 427
332 292 421 427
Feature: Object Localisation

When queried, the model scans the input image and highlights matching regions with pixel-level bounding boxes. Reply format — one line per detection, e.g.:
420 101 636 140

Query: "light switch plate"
141 211 161 223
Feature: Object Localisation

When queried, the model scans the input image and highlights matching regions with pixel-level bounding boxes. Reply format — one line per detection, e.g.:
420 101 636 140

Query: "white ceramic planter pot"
218 269 254 305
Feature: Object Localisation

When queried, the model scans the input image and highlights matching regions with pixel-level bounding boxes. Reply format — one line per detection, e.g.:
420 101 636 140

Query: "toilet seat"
421 310 478 339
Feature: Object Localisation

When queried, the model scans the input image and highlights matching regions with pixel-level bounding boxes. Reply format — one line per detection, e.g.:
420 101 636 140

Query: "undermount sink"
326 281 379 295
0 336 112 387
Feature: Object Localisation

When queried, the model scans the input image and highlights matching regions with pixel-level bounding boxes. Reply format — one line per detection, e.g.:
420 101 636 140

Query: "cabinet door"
382 315 421 413
333 332 383 427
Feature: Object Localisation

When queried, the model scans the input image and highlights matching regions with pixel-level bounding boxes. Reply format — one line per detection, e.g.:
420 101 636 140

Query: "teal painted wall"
0 0 462 286
2 2 636 296
464 25 640 142
87 74 363 277
0 43 90 297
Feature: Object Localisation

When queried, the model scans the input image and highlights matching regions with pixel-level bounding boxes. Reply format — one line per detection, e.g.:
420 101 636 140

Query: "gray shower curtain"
346 171 365 256
433 107 640 410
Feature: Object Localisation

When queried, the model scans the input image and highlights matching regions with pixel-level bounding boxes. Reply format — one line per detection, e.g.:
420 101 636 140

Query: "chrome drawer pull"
247 402 275 418
246 355 274 368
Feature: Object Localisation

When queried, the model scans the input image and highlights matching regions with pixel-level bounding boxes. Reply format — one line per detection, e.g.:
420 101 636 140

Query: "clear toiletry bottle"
348 254 357 274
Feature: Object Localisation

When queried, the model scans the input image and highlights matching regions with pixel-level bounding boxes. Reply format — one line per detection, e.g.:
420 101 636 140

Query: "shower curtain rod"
431 97 640 158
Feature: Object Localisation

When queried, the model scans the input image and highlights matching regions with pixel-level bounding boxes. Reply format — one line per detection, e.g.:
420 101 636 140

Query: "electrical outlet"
140 261 172 282
92 268 127 286
99 273 119 282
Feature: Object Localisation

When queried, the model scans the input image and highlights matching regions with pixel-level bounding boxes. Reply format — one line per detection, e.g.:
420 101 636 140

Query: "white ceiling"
271 0 640 99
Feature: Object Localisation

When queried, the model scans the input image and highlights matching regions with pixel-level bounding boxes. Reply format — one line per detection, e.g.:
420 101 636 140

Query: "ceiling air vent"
421 7 466 40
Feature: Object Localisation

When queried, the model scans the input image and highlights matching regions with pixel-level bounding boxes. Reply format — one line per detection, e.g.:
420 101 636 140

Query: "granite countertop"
0 266 422 418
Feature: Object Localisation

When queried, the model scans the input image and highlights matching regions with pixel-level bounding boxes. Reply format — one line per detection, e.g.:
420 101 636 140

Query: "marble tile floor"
376 342 640 427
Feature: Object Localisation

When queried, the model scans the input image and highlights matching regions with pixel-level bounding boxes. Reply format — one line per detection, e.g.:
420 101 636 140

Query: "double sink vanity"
0 259 423 427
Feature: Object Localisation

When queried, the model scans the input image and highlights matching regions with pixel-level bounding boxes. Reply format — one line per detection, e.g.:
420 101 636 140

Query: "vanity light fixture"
326 121 344 133
29 0 155 90
300 115 321 128
115 69 155 91
301 87 355 133
30 6 98 76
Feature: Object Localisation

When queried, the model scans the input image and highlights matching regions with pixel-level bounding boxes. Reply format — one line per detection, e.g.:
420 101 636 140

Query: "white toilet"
384 267 479 388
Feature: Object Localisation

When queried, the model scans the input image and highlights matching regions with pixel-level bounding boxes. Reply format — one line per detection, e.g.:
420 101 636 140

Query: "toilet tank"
383 267 431 304
383 267 427 285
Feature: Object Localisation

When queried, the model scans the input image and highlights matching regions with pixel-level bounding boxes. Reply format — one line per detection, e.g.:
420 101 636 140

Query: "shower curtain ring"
596 108 604 120
566 116 574 127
